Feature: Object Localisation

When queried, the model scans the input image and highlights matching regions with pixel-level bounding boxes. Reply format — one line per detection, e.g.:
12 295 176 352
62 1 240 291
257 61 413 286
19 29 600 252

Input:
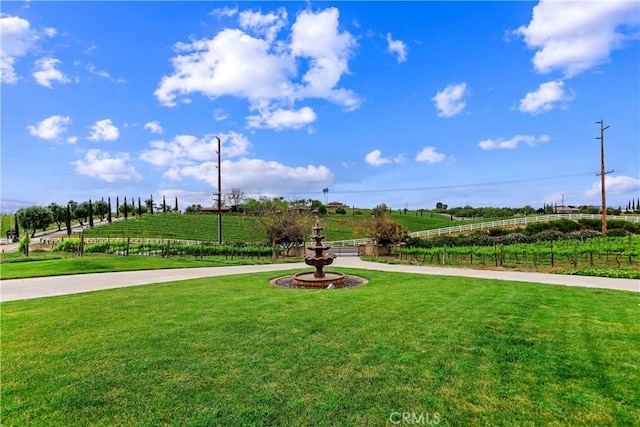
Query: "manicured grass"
1 213 15 236
0 252 295 280
2 270 638 425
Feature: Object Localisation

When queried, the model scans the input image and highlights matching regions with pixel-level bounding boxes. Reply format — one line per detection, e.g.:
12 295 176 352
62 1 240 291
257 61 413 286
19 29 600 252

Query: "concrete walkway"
1 257 638 303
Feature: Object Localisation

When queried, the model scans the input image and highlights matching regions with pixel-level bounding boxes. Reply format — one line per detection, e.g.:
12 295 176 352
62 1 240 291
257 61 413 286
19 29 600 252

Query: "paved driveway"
1 258 638 303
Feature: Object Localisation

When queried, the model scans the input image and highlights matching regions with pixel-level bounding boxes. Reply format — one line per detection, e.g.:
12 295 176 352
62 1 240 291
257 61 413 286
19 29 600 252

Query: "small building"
201 206 233 213
327 201 349 209
554 205 581 214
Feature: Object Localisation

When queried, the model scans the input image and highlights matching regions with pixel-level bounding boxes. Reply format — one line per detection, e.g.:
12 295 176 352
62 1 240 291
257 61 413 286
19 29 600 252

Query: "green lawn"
0 252 295 280
2 270 638 425
1 213 15 236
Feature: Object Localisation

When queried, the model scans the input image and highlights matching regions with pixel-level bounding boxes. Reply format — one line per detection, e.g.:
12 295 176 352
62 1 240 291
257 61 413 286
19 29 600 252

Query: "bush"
566 230 604 241
51 239 81 253
335 208 347 215
608 220 640 234
495 233 534 245
605 228 628 237
487 228 509 237
533 230 566 241
18 235 30 255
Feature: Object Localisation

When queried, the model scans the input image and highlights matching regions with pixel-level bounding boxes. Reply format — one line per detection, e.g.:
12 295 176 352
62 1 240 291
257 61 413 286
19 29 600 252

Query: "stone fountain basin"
292 271 346 288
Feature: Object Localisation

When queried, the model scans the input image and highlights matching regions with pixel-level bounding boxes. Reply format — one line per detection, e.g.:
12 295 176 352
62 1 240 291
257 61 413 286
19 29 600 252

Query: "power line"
239 171 598 197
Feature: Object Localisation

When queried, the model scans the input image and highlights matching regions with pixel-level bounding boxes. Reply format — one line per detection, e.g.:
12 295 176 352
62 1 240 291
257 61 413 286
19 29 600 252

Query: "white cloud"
44 27 56 37
165 158 333 194
155 28 296 107
213 108 228 121
32 57 70 87
386 33 407 63
290 8 359 109
0 14 38 84
364 149 404 167
73 149 142 183
239 7 287 43
86 63 126 83
143 121 164 134
66 136 78 144
519 80 573 114
209 5 238 19
432 82 468 118
585 175 640 198
365 150 390 166
140 131 250 167
415 146 446 164
155 7 360 129
246 106 317 130
27 115 71 140
515 0 639 77
88 119 119 141
479 134 549 150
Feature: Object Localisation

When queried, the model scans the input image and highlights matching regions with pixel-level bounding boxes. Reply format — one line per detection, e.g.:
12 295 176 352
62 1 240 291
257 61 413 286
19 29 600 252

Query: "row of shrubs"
407 221 635 249
51 239 273 257
519 218 640 235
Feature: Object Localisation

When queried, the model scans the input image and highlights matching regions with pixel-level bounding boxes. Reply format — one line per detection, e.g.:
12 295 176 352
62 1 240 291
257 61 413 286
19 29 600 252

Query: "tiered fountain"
292 219 345 288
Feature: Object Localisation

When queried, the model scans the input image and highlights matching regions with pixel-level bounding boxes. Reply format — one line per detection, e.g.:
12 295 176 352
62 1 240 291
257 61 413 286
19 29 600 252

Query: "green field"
1 213 15 236
82 211 463 242
2 270 638 425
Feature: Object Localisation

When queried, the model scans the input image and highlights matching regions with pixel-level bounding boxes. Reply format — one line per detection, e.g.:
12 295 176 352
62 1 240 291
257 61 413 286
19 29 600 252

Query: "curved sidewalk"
1 258 638 303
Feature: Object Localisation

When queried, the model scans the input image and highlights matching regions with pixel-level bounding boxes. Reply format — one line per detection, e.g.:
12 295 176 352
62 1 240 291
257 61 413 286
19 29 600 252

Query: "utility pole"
215 136 222 244
596 119 613 233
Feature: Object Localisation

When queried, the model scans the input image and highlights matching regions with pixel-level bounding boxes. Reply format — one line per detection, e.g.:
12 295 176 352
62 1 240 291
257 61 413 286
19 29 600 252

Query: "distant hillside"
82 210 468 243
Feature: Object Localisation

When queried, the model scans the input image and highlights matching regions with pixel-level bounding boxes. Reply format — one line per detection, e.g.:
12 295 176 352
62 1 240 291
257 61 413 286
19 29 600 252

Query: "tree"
240 198 262 214
47 202 66 231
174 196 179 212
95 200 109 221
66 203 72 236
107 197 112 223
116 196 120 218
185 204 202 214
14 213 19 237
519 205 536 216
254 196 311 260
124 197 128 219
17 206 54 237
322 187 329 204
146 195 155 214
89 199 94 227
136 200 148 216
162 195 167 213
73 202 89 226
362 204 408 254
226 188 245 210
436 202 444 210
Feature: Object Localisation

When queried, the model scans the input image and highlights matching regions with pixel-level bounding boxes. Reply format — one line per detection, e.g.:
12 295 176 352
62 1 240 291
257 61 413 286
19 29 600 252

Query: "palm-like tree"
322 187 329 205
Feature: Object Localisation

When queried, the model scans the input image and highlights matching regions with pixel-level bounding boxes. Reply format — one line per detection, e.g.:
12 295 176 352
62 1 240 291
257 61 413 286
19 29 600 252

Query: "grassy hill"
82 210 465 242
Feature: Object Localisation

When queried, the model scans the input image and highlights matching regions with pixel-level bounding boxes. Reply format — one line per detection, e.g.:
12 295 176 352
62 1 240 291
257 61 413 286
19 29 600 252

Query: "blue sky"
1 0 639 213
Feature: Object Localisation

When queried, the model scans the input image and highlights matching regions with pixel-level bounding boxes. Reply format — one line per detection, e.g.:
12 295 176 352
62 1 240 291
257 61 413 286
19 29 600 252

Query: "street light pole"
216 136 222 244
